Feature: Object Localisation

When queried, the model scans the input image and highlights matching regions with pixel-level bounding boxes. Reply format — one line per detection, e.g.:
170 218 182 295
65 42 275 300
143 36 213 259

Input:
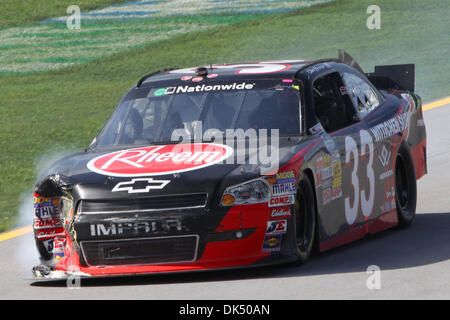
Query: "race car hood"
35 137 310 202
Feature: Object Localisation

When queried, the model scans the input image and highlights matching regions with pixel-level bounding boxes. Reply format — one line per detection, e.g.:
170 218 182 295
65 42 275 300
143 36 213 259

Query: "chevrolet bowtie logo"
112 178 171 193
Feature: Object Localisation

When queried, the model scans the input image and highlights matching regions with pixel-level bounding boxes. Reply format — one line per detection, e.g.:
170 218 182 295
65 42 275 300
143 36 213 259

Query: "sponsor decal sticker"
43 239 54 253
271 207 292 218
268 195 295 207
275 171 296 184
266 220 287 235
34 217 63 229
340 86 349 95
262 234 282 252
36 228 66 240
34 196 58 208
271 182 296 196
370 113 408 142
153 88 166 96
380 169 393 180
34 207 56 221
309 123 325 135
322 187 332 205
53 237 66 262
87 143 233 177
322 166 332 180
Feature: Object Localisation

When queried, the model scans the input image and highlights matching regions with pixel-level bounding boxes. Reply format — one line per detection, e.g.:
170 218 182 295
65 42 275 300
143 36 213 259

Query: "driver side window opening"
341 72 381 118
312 72 357 133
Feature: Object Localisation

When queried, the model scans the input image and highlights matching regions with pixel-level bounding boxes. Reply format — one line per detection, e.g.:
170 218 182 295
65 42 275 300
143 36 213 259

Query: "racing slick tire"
395 142 417 228
293 173 317 264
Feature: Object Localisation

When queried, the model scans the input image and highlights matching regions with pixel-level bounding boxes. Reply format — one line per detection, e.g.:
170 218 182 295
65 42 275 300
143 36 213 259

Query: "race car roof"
138 60 314 87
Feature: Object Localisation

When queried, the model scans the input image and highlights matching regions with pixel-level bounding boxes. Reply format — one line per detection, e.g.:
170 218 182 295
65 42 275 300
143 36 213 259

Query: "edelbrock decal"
87 143 233 177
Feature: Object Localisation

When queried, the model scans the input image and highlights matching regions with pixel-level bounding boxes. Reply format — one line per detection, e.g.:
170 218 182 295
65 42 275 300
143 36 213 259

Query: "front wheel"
395 143 417 228
294 174 317 264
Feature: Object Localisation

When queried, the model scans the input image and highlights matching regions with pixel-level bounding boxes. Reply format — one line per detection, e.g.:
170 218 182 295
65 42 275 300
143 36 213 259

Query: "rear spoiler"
337 50 415 92
365 64 415 92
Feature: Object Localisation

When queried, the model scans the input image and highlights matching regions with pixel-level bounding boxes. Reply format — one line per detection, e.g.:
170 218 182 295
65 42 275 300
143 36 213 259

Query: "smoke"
14 148 78 273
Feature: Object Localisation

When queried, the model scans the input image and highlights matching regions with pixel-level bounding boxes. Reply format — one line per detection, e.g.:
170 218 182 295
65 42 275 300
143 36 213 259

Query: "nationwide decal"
156 82 255 96
87 143 233 177
112 178 171 193
268 195 295 207
262 234 282 252
270 207 292 218
266 220 287 235
271 182 296 196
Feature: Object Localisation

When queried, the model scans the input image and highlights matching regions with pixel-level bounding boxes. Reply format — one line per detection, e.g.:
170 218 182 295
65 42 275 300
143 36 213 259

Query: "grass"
0 0 449 231
0 0 132 28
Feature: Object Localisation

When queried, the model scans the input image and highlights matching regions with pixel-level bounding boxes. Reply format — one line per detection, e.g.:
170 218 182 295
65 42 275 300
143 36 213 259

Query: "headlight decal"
220 170 298 207
221 178 270 206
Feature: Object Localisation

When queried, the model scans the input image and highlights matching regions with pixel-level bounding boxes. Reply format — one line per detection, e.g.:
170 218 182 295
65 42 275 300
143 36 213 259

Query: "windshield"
95 80 302 147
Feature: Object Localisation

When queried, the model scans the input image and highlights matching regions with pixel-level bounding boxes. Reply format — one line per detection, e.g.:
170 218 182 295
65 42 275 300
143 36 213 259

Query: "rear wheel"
395 143 417 228
294 174 316 264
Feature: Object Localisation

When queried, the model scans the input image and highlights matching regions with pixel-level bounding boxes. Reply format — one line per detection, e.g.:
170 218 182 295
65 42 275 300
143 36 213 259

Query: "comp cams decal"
87 143 233 177
268 195 295 207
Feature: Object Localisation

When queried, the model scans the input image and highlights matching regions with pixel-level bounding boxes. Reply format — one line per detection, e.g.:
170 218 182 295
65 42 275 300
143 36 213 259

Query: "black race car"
32 51 426 279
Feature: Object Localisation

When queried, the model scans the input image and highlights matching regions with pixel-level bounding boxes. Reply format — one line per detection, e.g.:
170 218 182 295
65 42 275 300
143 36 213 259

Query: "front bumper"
38 203 297 278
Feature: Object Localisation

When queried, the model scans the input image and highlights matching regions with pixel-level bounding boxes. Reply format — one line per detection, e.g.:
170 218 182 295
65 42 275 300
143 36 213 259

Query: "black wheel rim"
396 155 409 210
295 185 313 253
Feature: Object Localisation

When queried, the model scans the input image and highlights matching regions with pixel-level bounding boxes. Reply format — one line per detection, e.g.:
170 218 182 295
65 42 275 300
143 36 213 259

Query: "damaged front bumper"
31 175 298 280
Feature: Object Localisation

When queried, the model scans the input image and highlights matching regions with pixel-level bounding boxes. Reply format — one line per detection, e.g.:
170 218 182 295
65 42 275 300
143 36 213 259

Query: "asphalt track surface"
0 102 449 300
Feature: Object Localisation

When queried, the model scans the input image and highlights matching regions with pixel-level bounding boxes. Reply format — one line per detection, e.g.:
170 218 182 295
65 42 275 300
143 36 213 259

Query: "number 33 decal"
344 129 375 225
